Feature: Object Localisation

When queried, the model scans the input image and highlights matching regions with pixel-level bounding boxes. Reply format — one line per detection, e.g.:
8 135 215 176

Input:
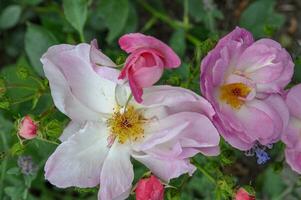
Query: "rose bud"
19 115 38 139
235 188 255 200
118 33 181 103
135 175 164 200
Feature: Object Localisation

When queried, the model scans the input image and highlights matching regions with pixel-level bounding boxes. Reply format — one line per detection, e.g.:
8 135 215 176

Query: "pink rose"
282 84 301 174
235 188 255 200
19 115 38 139
119 33 181 103
135 175 164 200
200 27 293 150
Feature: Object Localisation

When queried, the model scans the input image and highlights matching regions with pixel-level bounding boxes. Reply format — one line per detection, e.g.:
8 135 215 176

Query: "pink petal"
286 84 301 119
119 33 181 68
285 149 301 174
132 153 195 182
132 65 164 88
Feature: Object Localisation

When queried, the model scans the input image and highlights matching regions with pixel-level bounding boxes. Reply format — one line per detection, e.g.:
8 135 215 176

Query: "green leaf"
7 167 21 175
63 0 88 40
10 143 25 156
262 168 285 198
122 2 138 34
0 5 22 29
188 0 223 33
25 24 58 76
98 0 129 43
21 0 42 6
293 57 301 83
169 29 186 57
240 0 285 38
4 186 25 200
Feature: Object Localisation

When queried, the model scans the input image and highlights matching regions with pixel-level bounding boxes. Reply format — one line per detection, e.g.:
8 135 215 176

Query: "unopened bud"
18 115 38 140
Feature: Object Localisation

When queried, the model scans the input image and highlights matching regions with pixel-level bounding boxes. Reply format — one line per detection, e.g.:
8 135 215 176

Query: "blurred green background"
0 0 301 199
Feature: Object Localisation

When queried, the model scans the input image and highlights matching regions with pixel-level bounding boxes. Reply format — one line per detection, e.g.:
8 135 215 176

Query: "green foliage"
98 0 129 43
170 28 186 57
25 24 58 76
0 5 22 29
240 0 285 38
63 0 88 41
188 0 223 33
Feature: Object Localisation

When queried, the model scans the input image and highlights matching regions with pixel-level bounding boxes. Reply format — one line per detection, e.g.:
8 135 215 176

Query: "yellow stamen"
107 105 145 144
219 83 251 109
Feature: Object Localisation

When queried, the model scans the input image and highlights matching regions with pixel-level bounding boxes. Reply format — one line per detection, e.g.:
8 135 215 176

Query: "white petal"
42 54 101 121
99 142 133 200
45 122 109 188
59 121 85 142
41 44 117 118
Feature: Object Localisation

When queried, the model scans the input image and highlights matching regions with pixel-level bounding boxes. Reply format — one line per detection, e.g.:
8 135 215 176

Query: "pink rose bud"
135 175 164 200
118 33 181 103
19 115 38 139
235 188 255 200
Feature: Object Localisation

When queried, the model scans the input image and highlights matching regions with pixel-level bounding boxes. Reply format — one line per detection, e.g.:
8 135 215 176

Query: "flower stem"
79 31 85 43
137 0 191 30
190 158 216 184
0 131 9 199
124 93 133 110
11 94 36 105
36 137 59 145
6 84 37 91
29 75 45 90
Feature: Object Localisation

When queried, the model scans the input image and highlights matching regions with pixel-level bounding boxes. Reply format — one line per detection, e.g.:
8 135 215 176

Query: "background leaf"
63 0 88 40
25 24 58 76
98 0 129 43
0 5 22 29
240 0 285 38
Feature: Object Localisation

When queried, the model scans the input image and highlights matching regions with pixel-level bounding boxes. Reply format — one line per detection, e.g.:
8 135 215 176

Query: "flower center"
219 83 251 109
107 105 145 144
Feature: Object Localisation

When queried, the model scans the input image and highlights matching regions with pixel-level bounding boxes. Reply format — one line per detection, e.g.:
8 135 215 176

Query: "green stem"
186 34 202 46
124 93 133 110
183 0 189 26
11 94 36 105
6 84 37 91
0 131 9 199
137 0 203 47
137 0 191 30
39 106 56 120
79 31 85 43
190 158 216 184
35 137 59 145
29 75 45 90
140 17 158 32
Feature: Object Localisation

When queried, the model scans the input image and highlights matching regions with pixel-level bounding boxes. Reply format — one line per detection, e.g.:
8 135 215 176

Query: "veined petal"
59 121 84 142
132 153 195 182
44 122 109 188
140 86 215 119
99 141 133 200
139 112 219 154
41 44 117 117
90 39 116 68
42 51 101 121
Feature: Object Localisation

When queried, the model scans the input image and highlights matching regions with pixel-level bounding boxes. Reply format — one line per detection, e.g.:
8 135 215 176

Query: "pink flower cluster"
200 27 299 173
41 27 300 200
